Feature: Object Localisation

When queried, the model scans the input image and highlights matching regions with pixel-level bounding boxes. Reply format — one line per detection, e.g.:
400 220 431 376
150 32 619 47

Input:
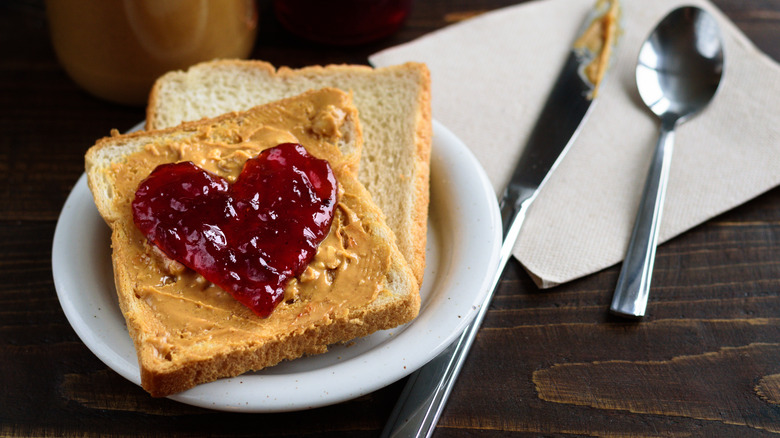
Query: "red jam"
131 143 338 317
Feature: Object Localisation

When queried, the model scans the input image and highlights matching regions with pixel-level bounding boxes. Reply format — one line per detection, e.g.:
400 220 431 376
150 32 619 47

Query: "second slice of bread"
86 88 420 397
146 60 432 286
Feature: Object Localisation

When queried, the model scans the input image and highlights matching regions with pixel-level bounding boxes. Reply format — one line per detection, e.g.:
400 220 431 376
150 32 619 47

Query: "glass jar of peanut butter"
46 0 258 106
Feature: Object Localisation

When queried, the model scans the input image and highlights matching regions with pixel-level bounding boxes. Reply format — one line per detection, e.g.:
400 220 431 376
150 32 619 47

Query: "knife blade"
380 2 620 436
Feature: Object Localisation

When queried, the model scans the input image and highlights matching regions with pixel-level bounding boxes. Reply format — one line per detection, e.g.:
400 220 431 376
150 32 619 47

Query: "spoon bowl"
636 7 724 122
610 7 724 318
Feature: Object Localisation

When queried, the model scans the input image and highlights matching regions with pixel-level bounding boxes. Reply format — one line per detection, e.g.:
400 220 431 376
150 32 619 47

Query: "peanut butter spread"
106 92 391 365
574 0 619 97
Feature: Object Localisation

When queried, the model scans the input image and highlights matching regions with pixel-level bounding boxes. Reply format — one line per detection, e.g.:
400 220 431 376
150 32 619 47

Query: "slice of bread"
86 88 420 397
146 60 431 286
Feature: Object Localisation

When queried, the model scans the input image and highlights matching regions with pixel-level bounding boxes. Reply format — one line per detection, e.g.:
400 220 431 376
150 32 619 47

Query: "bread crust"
146 60 432 286
88 89 420 397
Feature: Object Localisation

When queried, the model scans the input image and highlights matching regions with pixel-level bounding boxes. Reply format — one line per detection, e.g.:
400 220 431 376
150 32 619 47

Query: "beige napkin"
370 0 780 288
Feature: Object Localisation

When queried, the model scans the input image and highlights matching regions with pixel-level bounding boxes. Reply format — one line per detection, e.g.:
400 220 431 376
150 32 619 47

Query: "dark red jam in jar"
274 0 413 45
131 143 338 317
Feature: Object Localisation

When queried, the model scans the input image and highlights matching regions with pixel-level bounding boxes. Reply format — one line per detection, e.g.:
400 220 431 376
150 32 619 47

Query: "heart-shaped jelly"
131 143 338 317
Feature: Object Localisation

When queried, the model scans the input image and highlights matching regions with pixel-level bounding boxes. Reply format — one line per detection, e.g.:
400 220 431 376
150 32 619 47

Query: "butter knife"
380 2 620 436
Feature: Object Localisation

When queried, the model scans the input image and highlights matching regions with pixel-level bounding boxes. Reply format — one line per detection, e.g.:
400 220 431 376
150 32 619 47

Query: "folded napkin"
370 0 780 287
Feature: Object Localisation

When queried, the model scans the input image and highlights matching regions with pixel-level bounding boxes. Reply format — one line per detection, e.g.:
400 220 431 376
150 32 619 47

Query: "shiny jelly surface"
132 143 338 317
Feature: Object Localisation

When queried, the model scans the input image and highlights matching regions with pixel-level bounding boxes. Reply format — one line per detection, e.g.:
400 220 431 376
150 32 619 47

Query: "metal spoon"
610 6 724 318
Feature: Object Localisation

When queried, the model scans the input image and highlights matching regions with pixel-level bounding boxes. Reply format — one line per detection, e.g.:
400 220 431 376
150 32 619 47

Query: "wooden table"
2 0 780 436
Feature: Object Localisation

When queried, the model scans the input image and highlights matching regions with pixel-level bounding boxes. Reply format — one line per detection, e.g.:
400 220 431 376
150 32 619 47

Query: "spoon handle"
611 121 676 318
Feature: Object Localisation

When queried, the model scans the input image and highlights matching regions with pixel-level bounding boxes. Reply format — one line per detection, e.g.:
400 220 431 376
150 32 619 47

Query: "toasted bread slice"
146 60 431 286
86 88 420 397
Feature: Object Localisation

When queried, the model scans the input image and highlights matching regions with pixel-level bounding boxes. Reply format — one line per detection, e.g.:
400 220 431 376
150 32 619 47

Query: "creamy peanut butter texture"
106 92 390 366
574 0 619 97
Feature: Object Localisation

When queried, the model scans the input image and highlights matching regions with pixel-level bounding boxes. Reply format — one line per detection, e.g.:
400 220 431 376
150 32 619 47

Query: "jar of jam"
274 0 413 45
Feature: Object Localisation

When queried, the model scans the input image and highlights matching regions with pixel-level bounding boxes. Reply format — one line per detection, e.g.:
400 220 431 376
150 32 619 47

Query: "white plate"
52 120 501 412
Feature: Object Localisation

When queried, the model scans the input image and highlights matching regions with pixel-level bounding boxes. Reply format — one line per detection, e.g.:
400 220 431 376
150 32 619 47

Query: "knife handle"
611 122 676 318
379 313 475 438
381 198 531 438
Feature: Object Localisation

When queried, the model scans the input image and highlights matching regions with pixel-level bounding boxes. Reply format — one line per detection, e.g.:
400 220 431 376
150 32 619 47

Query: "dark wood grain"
2 0 780 436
